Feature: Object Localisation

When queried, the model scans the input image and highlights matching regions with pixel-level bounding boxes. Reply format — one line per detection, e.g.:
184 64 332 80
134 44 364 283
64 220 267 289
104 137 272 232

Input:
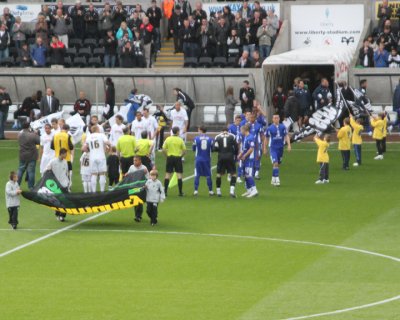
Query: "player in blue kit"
263 113 291 186
228 115 243 183
192 126 214 196
238 124 258 198
248 113 264 180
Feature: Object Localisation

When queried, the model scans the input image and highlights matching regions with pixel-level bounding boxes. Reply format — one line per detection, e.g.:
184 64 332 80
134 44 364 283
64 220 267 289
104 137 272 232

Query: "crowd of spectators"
0 0 163 68
176 0 280 68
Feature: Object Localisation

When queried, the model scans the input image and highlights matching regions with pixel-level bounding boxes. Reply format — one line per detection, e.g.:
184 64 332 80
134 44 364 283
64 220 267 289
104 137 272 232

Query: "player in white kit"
80 151 91 192
142 108 158 162
109 114 126 146
39 124 55 176
170 100 188 140
130 111 147 140
83 125 111 192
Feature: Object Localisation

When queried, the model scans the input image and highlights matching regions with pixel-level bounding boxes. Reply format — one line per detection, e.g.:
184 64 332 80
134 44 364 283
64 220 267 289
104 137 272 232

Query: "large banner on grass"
291 4 364 50
203 2 280 19
22 170 146 215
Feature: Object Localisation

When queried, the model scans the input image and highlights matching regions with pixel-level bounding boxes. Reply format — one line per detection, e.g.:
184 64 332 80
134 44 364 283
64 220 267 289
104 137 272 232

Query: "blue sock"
194 176 200 191
246 176 255 188
272 167 279 177
206 176 212 191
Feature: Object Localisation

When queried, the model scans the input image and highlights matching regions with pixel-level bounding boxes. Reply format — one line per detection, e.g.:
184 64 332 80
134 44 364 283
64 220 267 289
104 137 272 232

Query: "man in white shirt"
130 111 147 140
39 124 55 176
127 156 149 222
170 100 188 140
109 114 126 146
142 108 158 162
83 125 111 192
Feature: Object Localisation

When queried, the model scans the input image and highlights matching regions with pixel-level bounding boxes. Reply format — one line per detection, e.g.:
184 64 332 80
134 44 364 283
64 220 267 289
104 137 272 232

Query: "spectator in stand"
238 50 252 68
388 47 400 68
227 28 241 58
2 7 15 32
85 3 99 39
170 5 187 53
116 21 133 40
241 20 256 58
284 90 300 132
18 42 31 67
378 20 396 52
180 18 195 58
0 86 11 140
140 16 154 68
252 51 262 68
120 40 135 67
135 4 146 20
99 3 113 37
374 42 389 67
55 1 67 15
312 78 331 110
147 0 162 53
232 12 245 37
180 0 192 18
35 15 49 45
239 0 253 22
198 18 215 58
13 92 39 129
193 1 207 30
104 77 115 120
254 1 267 19
72 91 91 123
266 9 279 37
163 0 175 39
377 0 392 33
272 85 286 120
251 11 262 42
222 6 235 30
39 5 53 30
111 1 127 31
49 35 66 66
11 17 27 49
295 80 312 127
51 8 70 48
133 30 146 67
30 37 47 68
239 80 255 113
359 38 374 67
104 29 118 68
225 86 238 125
127 11 142 34
0 24 9 63
257 18 275 61
215 17 229 57
70 0 85 40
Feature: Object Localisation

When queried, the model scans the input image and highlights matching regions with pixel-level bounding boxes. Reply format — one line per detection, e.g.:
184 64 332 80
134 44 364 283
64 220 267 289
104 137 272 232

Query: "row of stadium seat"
1 56 103 68
184 57 239 68
203 106 242 124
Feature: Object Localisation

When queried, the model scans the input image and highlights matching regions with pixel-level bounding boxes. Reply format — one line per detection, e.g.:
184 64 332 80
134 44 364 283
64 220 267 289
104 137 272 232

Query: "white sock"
69 171 73 188
217 187 221 194
99 175 106 192
91 175 97 192
230 186 235 194
13 119 17 125
82 181 87 193
255 170 259 176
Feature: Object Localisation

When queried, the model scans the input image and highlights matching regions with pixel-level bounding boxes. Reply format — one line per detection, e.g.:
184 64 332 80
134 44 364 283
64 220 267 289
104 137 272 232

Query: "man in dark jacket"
111 1 127 31
377 0 392 33
17 122 40 189
84 3 99 39
239 80 255 113
295 80 312 126
40 87 59 117
284 91 300 132
0 85 11 139
139 16 154 68
146 0 162 52
72 91 91 122
272 85 286 121
359 38 374 67
180 19 195 58
70 1 85 39
104 30 118 68
312 78 331 110
170 5 187 53
215 17 229 57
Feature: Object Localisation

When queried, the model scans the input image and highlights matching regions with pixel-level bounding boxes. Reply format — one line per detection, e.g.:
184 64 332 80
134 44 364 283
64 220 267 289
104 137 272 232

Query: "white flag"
66 113 85 145
30 111 64 131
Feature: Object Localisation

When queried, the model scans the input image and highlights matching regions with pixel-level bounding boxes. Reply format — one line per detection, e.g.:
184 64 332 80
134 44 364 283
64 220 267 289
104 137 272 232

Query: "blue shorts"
195 160 211 177
270 147 283 164
242 159 254 176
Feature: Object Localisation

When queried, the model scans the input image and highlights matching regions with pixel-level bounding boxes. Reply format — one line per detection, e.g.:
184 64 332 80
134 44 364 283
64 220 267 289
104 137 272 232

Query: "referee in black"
162 126 186 196
213 128 239 198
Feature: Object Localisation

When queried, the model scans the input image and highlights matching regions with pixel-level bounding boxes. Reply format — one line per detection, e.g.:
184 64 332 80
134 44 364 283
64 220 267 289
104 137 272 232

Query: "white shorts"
90 158 107 174
81 174 91 182
40 155 54 174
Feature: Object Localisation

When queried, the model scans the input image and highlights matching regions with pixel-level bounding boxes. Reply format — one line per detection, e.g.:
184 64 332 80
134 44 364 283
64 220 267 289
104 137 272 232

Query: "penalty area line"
0 166 215 259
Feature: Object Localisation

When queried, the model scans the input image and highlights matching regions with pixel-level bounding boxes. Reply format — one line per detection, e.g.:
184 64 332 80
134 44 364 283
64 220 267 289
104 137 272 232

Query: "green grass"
0 140 400 319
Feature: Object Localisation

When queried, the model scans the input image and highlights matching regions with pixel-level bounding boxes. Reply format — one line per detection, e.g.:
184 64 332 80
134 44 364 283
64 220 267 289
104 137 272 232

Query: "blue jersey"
228 123 242 144
242 133 256 161
256 115 267 128
266 123 287 149
248 121 263 150
192 134 213 162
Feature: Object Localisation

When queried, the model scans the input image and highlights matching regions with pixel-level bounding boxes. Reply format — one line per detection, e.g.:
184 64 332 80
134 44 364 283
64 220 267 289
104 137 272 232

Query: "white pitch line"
0 211 109 259
0 165 216 259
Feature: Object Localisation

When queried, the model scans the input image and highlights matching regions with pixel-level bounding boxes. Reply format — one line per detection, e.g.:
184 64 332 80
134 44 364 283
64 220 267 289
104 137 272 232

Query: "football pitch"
0 140 400 320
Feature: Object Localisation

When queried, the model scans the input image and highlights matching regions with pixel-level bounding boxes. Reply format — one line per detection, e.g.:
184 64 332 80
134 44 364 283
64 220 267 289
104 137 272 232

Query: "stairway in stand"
154 39 184 68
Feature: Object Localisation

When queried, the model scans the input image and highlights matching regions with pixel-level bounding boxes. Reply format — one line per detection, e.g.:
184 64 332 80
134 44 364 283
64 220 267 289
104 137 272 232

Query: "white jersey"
80 152 91 176
109 123 126 146
170 108 188 132
40 131 55 158
131 119 147 140
145 115 158 139
85 125 104 141
127 164 149 179
86 132 109 162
